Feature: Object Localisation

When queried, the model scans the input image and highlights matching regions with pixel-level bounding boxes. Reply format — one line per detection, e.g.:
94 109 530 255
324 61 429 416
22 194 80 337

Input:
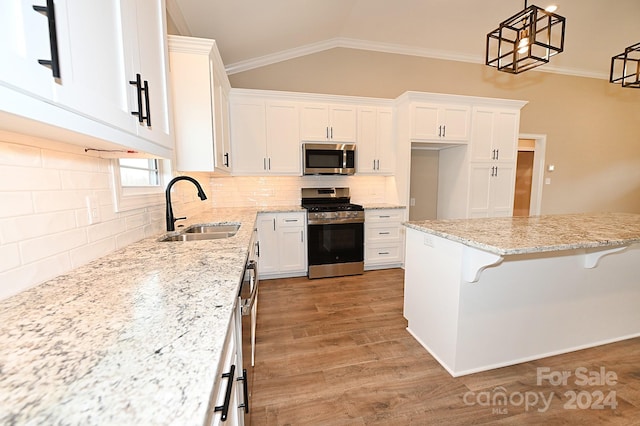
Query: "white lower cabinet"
365 209 405 269
208 304 244 426
257 212 307 278
468 163 517 218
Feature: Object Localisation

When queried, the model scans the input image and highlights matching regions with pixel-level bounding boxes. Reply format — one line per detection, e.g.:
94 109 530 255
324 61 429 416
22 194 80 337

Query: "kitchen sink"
158 223 240 242
184 224 240 235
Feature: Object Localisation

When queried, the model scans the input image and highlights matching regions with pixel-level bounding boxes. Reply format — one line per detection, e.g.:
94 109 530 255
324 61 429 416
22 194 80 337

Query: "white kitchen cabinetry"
357 106 395 174
469 107 520 163
365 209 405 269
300 103 357 142
121 0 173 149
230 96 300 175
257 212 307 278
208 303 244 426
169 36 231 172
0 0 173 158
466 106 521 218
411 102 470 141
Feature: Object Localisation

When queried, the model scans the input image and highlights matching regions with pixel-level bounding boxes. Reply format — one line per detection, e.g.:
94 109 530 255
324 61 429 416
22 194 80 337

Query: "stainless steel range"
301 187 364 279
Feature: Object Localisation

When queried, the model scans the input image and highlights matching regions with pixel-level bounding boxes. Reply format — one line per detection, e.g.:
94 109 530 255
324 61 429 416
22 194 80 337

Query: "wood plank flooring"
248 268 640 425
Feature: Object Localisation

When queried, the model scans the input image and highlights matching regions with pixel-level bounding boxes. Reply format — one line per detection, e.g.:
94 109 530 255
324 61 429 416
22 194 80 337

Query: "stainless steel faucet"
165 176 207 231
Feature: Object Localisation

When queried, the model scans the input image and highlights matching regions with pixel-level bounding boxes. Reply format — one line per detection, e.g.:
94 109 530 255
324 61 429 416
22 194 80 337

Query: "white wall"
0 132 207 301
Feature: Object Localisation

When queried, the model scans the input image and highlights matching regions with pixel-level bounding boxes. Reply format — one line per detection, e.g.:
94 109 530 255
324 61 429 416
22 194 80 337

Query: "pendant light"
610 42 640 88
486 1 566 74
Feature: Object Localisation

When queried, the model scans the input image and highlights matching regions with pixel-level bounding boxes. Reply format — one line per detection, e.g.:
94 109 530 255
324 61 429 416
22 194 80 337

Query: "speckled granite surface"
404 213 640 255
0 207 261 425
362 204 406 210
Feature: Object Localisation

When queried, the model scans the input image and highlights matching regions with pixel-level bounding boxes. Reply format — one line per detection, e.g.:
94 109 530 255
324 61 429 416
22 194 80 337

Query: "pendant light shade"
610 42 640 88
486 2 566 74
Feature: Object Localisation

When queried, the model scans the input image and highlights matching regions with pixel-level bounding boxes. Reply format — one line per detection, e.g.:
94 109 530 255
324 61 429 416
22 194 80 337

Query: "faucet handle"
174 216 187 223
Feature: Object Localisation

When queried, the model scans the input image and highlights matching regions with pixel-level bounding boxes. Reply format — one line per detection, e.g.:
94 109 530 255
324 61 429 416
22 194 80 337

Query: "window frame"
110 158 172 212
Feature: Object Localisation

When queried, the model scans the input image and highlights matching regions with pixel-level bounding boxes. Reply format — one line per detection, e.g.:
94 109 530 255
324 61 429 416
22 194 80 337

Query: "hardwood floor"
249 269 640 425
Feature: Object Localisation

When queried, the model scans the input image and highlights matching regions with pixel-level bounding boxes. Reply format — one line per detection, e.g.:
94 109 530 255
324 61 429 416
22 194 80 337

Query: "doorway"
514 134 546 216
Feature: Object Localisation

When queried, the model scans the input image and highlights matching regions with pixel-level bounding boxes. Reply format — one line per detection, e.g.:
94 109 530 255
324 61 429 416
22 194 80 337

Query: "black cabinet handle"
224 152 230 167
442 125 446 138
143 79 151 127
238 368 249 414
214 364 236 421
129 74 144 124
33 0 60 78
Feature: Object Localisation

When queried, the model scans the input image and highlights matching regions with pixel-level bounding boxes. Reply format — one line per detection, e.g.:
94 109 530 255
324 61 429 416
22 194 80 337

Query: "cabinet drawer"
365 210 403 223
278 213 305 227
366 244 402 264
366 225 400 242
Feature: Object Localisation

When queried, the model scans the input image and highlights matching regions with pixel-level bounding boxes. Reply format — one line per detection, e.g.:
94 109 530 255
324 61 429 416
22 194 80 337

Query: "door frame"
518 133 546 216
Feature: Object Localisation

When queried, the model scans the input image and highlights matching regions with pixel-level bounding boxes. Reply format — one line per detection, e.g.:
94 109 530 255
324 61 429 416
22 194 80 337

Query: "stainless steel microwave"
303 143 356 175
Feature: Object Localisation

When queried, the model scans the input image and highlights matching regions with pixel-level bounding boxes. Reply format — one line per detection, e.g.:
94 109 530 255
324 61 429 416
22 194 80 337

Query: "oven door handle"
241 260 259 316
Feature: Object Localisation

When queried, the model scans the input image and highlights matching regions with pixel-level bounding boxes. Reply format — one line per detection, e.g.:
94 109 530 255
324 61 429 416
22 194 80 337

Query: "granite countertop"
0 207 260 425
404 212 640 255
362 203 406 210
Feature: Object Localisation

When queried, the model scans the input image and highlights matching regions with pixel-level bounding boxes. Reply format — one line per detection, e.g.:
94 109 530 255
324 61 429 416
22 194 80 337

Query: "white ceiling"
167 0 640 79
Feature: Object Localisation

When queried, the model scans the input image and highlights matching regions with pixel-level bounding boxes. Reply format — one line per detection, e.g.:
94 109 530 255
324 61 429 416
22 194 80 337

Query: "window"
119 158 160 187
111 158 171 212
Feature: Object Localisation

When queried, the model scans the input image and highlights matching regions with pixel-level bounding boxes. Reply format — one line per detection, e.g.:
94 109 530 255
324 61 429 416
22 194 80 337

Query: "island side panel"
403 227 465 374
454 244 640 376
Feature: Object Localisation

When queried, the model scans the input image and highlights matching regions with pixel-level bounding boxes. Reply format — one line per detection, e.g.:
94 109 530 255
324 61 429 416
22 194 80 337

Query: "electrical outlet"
423 234 434 247
410 197 416 206
86 195 101 224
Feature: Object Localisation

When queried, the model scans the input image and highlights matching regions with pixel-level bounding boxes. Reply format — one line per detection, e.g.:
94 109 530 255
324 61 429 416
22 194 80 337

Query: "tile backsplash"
0 132 399 300
0 134 206 301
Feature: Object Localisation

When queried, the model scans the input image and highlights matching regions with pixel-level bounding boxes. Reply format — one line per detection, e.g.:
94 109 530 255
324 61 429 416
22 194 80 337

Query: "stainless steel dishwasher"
238 227 259 424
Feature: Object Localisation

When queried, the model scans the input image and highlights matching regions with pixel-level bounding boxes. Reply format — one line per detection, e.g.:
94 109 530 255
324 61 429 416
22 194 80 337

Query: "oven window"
307 223 364 265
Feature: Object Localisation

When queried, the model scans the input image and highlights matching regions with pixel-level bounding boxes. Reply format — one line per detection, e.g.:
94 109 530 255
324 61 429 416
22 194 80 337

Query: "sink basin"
184 224 240 235
158 223 240 242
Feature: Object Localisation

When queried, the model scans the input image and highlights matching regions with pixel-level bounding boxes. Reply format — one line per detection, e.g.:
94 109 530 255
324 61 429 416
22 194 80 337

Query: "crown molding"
165 0 192 36
224 36 609 80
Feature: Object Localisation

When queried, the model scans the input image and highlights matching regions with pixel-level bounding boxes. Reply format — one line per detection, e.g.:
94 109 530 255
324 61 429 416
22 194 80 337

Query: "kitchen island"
403 213 640 377
0 207 292 425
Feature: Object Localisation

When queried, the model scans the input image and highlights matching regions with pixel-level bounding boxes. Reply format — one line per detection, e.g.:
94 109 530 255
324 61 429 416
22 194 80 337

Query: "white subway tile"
0 165 61 191
19 228 87 264
60 170 111 190
0 210 77 244
87 218 126 242
0 192 34 218
33 190 87 213
0 253 71 301
115 228 146 249
0 243 21 272
70 238 116 269
41 149 103 172
0 142 42 167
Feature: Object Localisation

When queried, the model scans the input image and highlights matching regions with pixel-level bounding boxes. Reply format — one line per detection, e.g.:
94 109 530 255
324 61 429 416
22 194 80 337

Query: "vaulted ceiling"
167 0 640 80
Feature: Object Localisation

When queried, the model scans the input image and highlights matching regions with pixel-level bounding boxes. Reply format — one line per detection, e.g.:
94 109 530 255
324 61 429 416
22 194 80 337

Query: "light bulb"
545 5 558 12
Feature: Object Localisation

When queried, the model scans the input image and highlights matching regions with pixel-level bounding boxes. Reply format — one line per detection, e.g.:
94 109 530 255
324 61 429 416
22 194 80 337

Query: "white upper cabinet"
121 0 172 149
300 103 357 142
411 103 470 141
169 36 231 172
230 94 301 175
0 0 173 158
357 106 395 175
470 107 520 163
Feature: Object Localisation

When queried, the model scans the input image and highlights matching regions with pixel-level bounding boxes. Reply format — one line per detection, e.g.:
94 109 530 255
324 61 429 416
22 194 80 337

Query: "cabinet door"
411 104 440 139
470 108 495 162
328 105 357 142
357 107 378 173
492 110 520 162
127 0 172 149
490 164 516 217
468 163 516 218
376 108 395 174
440 105 470 140
0 1 58 100
300 104 329 141
214 71 232 172
256 214 278 274
230 100 267 174
278 226 306 272
266 102 301 174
